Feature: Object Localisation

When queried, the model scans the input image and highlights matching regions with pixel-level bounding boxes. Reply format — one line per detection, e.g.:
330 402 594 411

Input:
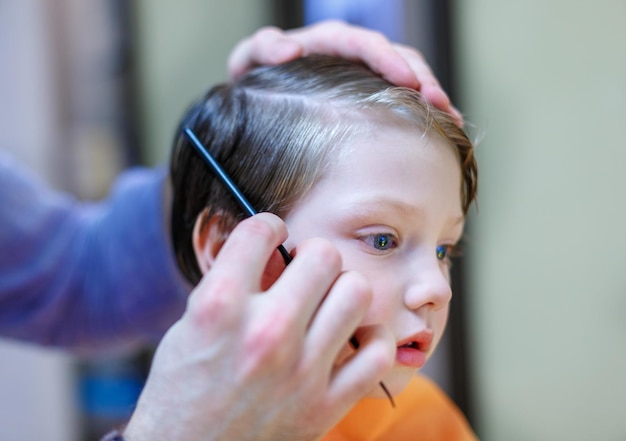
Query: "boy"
137 55 478 441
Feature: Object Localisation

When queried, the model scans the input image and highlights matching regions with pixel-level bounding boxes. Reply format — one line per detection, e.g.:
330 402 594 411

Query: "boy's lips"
395 329 434 369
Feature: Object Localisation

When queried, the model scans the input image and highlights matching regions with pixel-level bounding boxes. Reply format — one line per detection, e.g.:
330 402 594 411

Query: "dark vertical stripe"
430 0 475 425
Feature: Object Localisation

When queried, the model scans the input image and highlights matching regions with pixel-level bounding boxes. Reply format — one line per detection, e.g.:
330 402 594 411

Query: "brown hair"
170 55 477 284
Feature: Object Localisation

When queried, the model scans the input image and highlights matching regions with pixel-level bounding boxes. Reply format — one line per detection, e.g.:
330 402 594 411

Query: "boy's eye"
436 245 449 261
436 244 461 265
362 233 397 251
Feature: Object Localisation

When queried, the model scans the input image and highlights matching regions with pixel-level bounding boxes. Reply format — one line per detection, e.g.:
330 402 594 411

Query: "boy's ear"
192 209 228 274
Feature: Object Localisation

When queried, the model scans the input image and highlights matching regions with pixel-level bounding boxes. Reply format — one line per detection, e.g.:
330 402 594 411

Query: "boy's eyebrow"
339 197 465 223
338 197 422 217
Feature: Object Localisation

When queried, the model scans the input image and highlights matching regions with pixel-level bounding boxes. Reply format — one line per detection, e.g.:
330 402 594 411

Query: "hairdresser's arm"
0 151 188 350
123 213 395 441
228 19 462 125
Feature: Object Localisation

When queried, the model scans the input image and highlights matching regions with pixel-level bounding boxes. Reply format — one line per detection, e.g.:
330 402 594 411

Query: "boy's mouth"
395 330 434 368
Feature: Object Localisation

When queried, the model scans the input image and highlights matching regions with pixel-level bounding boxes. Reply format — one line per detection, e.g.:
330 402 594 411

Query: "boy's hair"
170 55 478 284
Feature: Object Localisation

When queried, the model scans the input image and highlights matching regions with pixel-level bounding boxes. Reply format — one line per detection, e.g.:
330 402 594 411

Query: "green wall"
135 0 274 165
456 1 626 439
135 1 626 438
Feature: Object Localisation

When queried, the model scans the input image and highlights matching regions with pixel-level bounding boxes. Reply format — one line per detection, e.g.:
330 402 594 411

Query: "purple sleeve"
0 152 190 351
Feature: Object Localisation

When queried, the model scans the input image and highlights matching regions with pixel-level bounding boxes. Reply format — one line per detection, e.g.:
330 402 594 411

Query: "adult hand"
227 19 462 126
123 213 395 441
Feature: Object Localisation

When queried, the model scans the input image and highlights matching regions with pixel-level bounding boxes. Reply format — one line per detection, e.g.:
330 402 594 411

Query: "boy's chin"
365 370 416 400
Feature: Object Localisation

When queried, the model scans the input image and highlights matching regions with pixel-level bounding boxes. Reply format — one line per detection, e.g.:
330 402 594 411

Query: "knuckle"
372 346 396 373
355 351 393 391
251 25 282 43
188 274 241 325
242 311 296 372
367 30 388 44
299 237 342 271
339 270 373 305
393 42 424 59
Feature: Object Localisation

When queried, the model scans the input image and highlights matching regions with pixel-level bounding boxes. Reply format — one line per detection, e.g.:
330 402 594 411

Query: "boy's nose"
403 260 452 311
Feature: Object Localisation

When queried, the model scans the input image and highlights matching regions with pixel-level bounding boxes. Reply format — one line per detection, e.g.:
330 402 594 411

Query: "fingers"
137 213 392 440
228 26 303 79
301 270 395 405
187 213 288 325
267 238 343 333
210 213 288 292
227 20 464 126
393 44 464 127
328 324 395 405
392 43 449 105
286 20 420 89
291 22 464 125
227 20 417 87
303 269 372 366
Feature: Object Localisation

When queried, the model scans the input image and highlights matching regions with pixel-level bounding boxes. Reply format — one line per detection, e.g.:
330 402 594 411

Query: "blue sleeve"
0 152 190 351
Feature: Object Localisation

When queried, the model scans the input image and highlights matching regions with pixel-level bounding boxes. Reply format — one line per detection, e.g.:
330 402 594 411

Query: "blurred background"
1 0 624 440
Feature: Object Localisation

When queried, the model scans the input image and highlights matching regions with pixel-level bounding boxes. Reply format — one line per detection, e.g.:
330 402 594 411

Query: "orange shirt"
323 375 478 441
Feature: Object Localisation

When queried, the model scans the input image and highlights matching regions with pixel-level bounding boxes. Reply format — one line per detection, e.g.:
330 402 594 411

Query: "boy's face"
283 122 464 397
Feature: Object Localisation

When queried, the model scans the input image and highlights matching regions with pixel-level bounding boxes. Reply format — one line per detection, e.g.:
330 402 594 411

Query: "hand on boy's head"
227 19 463 126
227 25 303 77
125 213 395 441
392 43 463 126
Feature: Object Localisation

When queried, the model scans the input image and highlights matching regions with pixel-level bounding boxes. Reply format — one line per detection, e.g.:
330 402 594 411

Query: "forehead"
305 120 464 219
336 117 460 177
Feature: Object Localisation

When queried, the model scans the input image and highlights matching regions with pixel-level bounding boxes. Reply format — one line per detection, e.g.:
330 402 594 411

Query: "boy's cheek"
260 249 289 291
